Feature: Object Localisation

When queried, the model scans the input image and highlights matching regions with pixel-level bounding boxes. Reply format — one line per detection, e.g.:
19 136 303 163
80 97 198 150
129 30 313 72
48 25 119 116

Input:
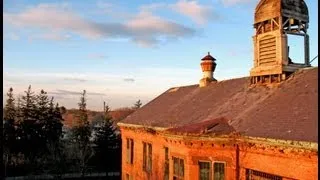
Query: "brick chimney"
199 52 217 87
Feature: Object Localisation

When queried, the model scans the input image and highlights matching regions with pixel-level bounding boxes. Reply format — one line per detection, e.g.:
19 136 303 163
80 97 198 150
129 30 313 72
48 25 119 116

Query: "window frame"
126 138 134 164
172 156 185 180
164 147 169 180
198 160 212 180
212 161 226 180
142 142 152 173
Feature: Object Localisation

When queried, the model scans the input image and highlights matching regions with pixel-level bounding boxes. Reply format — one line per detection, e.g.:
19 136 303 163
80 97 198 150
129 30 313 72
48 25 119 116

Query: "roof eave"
117 122 168 131
118 123 318 151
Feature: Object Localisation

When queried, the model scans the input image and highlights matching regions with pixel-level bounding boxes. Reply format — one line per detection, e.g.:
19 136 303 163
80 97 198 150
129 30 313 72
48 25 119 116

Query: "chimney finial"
208 52 210 55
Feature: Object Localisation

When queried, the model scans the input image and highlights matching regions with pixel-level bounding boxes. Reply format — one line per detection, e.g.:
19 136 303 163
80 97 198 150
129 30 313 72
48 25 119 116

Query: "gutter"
117 122 168 131
117 123 318 151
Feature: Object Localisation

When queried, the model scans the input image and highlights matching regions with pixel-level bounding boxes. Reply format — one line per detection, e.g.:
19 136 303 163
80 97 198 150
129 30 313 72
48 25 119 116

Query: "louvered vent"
259 35 276 66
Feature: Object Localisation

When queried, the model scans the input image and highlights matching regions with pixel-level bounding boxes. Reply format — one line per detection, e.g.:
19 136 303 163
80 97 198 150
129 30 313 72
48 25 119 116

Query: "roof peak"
201 52 216 61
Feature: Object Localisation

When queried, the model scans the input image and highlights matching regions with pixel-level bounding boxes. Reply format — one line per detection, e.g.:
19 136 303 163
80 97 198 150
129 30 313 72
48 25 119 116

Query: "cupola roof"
201 52 216 61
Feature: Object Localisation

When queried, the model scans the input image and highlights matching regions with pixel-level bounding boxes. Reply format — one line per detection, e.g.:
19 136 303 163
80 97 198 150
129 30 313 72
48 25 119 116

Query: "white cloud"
138 1 219 25
4 3 195 46
171 0 218 25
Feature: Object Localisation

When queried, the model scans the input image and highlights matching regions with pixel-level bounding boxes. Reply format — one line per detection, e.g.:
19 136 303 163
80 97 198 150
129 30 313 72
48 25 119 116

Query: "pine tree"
4 87 16 122
43 101 66 178
37 96 65 177
20 85 37 122
70 90 93 177
36 89 50 151
16 85 41 170
133 99 142 109
3 87 16 176
94 103 119 149
15 96 23 123
45 98 64 144
94 102 120 173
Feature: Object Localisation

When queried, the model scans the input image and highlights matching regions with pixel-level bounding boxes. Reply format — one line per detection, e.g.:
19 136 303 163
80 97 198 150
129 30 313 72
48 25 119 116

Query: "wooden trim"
284 31 306 36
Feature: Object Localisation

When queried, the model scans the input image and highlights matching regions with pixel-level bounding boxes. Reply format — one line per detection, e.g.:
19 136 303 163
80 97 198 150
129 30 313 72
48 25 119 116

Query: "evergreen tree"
16 85 41 171
3 88 16 176
15 96 23 123
36 89 50 152
4 88 16 122
53 103 64 140
45 98 64 144
4 86 65 176
20 85 37 121
39 97 65 177
94 103 120 173
133 99 142 109
94 103 119 149
70 90 94 177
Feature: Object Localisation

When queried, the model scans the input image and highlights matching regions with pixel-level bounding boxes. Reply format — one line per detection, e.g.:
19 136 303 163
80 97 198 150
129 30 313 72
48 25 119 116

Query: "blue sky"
3 0 318 111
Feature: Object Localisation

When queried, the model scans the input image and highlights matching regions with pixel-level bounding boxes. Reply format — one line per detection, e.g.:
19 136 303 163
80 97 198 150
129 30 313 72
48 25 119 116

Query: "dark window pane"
173 157 184 179
143 143 146 169
214 162 225 180
164 147 169 180
148 144 152 171
199 162 211 180
179 159 184 177
126 138 131 164
165 147 169 160
174 158 179 175
130 140 134 164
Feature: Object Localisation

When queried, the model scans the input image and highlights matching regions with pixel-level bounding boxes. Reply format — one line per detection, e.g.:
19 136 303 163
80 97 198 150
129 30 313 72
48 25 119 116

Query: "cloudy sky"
4 0 318 111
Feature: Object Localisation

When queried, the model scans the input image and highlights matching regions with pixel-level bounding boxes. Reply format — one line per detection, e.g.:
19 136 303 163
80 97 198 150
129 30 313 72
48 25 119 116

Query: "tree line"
2 86 138 179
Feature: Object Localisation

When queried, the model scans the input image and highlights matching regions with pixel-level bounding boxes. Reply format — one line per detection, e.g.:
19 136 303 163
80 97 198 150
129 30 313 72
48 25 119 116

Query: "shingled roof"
166 117 235 135
121 67 318 142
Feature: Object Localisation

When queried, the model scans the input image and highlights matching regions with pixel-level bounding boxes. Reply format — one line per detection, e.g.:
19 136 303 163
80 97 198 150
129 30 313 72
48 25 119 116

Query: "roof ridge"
166 76 249 90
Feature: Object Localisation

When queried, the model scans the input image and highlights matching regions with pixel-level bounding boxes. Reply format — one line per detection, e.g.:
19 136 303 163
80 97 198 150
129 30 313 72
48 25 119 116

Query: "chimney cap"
201 52 216 61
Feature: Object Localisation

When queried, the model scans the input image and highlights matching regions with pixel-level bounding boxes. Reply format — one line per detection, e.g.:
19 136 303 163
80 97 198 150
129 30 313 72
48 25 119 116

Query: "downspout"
236 144 240 180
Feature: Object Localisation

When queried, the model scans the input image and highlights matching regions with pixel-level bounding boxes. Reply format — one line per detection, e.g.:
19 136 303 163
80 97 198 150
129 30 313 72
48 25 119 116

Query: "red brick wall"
120 127 318 180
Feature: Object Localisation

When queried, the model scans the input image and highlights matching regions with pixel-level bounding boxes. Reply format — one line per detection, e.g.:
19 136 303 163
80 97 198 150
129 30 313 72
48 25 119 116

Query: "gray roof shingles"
122 68 318 142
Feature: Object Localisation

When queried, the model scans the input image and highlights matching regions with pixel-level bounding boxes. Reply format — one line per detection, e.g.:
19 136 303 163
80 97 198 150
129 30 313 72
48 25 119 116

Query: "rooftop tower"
250 0 310 84
199 52 217 87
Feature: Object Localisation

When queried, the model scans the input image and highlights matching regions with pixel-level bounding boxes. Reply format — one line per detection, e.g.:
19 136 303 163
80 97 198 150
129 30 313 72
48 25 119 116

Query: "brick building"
118 0 318 179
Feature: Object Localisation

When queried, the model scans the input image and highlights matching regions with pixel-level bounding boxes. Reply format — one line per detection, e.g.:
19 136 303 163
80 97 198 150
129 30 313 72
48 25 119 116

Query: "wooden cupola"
250 0 310 85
